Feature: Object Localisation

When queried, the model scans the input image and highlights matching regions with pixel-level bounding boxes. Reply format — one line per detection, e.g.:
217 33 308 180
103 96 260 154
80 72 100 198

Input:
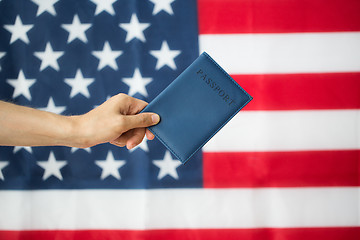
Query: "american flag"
0 0 359 239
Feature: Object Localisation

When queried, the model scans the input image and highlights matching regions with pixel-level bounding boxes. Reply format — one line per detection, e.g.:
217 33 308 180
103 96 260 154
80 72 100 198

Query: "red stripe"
233 73 360 110
198 0 360 34
203 150 360 188
1 228 360 240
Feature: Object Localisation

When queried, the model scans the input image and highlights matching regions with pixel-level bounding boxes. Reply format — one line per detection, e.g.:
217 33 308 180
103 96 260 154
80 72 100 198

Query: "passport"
142 52 252 164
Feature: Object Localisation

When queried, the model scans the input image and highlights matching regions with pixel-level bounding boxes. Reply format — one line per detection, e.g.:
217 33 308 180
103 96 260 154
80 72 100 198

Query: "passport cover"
142 52 252 164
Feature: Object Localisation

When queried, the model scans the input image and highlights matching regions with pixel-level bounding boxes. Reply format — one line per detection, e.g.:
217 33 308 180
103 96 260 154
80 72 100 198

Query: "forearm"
0 94 159 149
0 101 77 147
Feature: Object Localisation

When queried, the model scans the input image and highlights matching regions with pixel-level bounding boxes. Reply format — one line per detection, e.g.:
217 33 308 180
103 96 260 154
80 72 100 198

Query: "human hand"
70 93 160 149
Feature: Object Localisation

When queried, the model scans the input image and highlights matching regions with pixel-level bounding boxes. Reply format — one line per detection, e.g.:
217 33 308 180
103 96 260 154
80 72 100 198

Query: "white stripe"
0 188 358 230
204 110 360 152
199 32 360 74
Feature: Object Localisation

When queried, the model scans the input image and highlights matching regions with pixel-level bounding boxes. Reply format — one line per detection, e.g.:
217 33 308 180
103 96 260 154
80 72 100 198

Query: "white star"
34 42 64 71
61 14 91 43
120 14 150 43
92 41 123 70
95 151 126 180
0 161 9 181
129 138 149 153
149 0 175 15
91 0 117 16
13 146 32 154
122 68 152 97
150 41 181 70
4 16 33 44
64 69 94 98
153 151 181 180
31 0 59 16
39 97 66 114
37 152 67 181
7 70 36 100
71 147 91 153
0 52 5 71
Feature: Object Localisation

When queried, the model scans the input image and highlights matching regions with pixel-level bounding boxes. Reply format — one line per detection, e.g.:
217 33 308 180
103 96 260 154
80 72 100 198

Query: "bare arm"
0 94 159 149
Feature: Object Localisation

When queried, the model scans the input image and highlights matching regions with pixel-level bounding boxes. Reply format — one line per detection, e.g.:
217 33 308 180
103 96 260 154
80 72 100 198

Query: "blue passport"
142 52 252 164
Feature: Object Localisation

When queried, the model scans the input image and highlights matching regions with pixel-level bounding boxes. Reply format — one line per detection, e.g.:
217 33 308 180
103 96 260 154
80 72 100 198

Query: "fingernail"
151 114 160 124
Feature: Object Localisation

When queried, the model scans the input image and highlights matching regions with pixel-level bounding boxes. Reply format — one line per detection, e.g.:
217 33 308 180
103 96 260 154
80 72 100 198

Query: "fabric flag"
0 0 359 239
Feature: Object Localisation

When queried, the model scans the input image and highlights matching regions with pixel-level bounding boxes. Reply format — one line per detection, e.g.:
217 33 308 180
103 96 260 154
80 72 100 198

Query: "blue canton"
0 0 202 189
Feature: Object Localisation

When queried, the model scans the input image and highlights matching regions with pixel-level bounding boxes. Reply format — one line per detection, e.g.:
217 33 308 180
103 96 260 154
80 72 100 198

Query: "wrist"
62 115 90 148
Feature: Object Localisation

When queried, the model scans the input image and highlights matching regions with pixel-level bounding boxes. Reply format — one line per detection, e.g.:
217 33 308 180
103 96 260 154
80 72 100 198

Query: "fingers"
111 128 147 150
114 93 148 114
110 136 127 147
111 129 135 148
126 128 146 149
110 141 126 148
146 128 155 140
121 112 160 133
108 94 159 149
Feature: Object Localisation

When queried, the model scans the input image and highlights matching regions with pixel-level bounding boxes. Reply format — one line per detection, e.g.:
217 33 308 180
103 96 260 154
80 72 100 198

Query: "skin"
0 93 160 150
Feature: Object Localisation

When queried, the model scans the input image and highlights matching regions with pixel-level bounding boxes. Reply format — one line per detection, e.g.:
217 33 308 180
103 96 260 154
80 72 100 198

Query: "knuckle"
115 93 130 104
117 93 127 99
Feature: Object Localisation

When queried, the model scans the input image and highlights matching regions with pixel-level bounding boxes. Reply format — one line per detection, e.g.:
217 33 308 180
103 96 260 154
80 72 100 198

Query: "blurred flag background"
0 0 359 239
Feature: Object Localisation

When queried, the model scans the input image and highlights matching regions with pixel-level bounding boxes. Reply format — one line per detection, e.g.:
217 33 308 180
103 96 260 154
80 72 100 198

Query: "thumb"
122 112 160 132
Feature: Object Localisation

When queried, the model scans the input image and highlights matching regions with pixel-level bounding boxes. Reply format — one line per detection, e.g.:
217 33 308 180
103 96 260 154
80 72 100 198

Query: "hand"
71 93 160 149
